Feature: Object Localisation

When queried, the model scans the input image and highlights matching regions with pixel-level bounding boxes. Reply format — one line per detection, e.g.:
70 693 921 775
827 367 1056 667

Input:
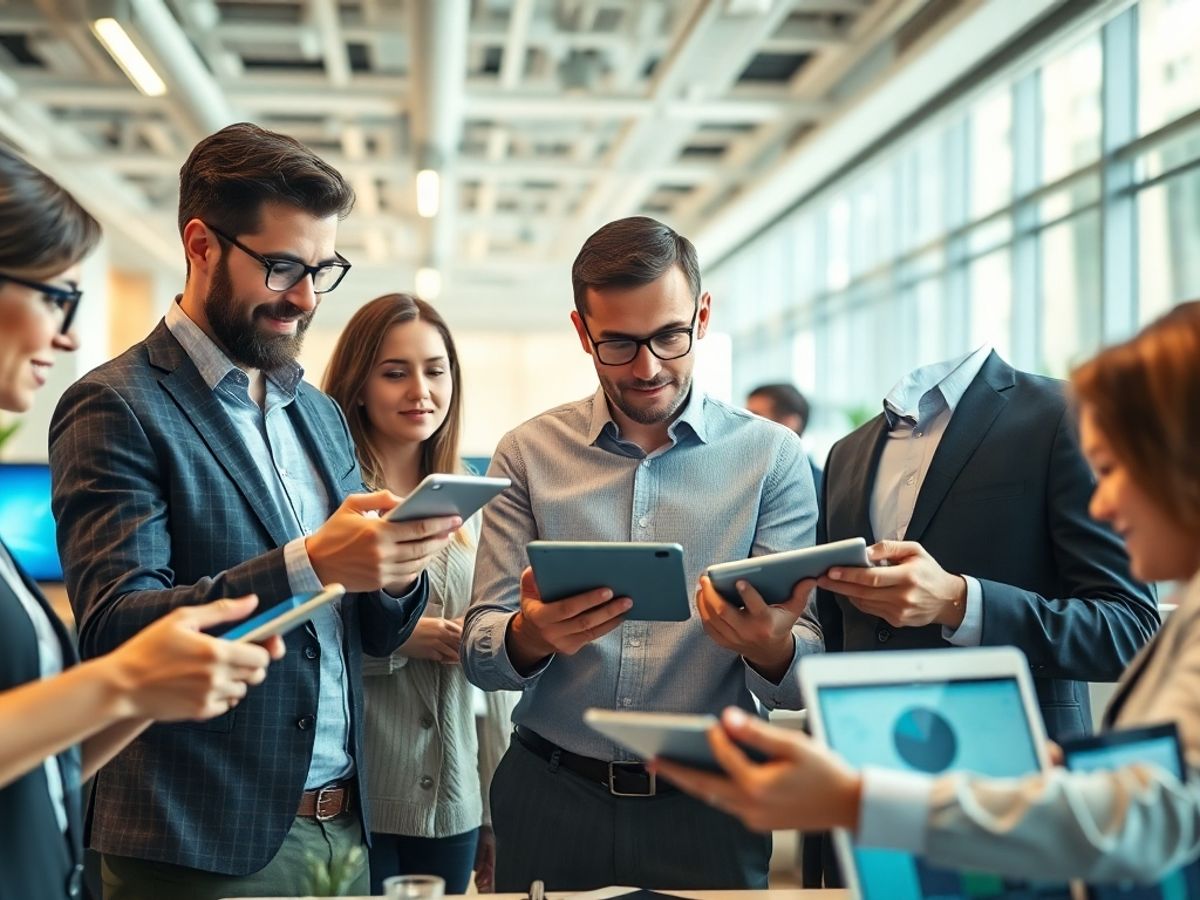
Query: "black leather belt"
515 726 674 797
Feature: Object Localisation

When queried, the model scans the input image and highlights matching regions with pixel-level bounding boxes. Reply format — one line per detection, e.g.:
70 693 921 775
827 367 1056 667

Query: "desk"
237 891 850 899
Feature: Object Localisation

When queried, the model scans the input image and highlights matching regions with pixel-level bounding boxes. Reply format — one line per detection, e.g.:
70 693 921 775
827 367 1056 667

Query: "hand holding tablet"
705 537 871 606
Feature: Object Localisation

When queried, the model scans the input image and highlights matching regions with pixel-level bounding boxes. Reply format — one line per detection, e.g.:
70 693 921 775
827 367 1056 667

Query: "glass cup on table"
383 874 446 900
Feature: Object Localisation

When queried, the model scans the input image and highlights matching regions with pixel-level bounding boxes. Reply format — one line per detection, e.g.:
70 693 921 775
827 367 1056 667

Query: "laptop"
1063 723 1200 900
801 646 1072 900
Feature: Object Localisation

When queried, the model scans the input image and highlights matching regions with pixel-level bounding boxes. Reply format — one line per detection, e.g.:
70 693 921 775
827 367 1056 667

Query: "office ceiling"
0 0 959 329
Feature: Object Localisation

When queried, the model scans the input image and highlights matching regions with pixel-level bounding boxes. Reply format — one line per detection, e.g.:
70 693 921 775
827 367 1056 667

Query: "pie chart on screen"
893 707 958 773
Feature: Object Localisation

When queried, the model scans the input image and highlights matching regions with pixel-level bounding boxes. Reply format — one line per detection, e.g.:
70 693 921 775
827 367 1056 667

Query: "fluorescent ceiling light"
415 267 442 300
416 168 440 218
92 18 167 97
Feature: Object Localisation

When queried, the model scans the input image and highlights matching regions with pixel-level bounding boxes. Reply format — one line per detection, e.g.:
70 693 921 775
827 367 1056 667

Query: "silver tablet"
705 537 870 605
527 541 691 622
386 473 511 523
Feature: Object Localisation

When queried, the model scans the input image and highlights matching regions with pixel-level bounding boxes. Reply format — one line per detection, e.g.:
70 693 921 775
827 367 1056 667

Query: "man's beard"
205 258 312 371
608 372 691 425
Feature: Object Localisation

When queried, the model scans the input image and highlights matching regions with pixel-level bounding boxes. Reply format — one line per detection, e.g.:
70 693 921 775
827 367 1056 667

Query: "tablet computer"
527 541 690 622
386 473 511 523
705 537 871 605
584 709 733 771
1063 723 1200 900
222 584 345 643
801 647 1071 900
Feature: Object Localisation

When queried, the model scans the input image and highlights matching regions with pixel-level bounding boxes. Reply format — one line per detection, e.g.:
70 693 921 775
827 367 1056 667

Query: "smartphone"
222 584 346 643
386 473 511 523
705 537 872 606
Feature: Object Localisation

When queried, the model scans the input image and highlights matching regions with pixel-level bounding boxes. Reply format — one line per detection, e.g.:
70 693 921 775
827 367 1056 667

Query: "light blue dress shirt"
463 386 822 761
872 344 993 646
165 300 353 788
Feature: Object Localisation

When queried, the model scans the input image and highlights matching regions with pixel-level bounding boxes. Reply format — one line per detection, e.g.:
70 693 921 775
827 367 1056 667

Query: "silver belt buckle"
315 785 341 821
607 761 656 797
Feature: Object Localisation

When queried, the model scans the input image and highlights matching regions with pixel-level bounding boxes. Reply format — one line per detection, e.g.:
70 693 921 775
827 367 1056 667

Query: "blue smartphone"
221 585 345 643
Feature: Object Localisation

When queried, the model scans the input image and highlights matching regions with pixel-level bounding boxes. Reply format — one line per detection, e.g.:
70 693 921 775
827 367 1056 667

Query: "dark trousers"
490 737 771 892
368 828 480 895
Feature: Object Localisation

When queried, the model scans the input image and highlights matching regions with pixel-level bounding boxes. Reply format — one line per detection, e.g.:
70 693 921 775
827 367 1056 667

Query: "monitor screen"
818 676 1071 900
0 463 62 582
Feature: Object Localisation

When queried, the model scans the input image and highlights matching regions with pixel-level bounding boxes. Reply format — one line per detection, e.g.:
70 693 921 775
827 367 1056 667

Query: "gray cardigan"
362 516 517 837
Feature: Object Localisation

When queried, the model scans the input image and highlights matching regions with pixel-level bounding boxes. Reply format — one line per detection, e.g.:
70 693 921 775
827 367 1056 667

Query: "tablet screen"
818 676 1071 900
1064 724 1200 900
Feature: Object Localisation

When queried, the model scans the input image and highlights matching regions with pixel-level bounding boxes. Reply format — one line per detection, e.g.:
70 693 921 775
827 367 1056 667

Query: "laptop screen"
817 675 1071 900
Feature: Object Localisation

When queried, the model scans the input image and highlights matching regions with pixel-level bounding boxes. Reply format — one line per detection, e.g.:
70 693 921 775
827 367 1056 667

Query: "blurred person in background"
324 293 517 895
746 383 822 496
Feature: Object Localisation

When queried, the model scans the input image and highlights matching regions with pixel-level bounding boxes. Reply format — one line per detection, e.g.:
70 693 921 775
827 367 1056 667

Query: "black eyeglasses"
580 301 699 366
0 273 83 334
206 223 352 294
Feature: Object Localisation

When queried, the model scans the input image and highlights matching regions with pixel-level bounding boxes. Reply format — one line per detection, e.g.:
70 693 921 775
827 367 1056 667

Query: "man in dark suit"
806 344 1159 886
48 124 459 899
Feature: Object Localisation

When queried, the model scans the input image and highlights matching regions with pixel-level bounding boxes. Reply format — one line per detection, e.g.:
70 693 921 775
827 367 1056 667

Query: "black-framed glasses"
580 300 699 366
0 273 83 334
206 223 352 294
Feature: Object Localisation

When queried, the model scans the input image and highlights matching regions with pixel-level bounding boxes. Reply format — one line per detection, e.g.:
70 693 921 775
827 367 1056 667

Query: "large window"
711 0 1200 455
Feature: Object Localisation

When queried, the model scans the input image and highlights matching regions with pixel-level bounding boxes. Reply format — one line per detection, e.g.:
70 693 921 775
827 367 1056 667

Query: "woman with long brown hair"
324 293 515 894
656 300 1200 884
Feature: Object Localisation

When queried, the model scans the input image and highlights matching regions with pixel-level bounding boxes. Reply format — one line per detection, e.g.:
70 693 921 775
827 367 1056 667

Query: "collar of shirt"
165 296 304 399
584 383 709 448
883 343 993 429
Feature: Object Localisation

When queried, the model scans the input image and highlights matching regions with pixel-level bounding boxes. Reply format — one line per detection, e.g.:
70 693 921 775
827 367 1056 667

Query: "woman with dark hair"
655 300 1200 885
324 293 516 894
0 145 282 899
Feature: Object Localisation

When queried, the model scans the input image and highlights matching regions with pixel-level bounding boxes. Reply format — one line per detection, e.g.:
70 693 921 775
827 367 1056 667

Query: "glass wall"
709 0 1200 458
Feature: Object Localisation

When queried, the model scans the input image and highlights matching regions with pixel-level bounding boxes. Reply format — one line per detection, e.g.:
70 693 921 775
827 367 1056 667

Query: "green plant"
301 845 366 897
0 419 19 454
844 404 879 430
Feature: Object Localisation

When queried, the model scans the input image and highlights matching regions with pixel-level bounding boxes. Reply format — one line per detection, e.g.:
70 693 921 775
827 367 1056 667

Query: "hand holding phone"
222 584 346 643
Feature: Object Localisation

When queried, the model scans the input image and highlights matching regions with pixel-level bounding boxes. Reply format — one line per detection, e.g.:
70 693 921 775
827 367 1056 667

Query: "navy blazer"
48 321 427 875
0 542 85 900
816 352 1159 741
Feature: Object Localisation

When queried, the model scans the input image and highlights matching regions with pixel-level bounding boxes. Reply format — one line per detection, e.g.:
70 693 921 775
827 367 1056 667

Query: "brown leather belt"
297 780 355 821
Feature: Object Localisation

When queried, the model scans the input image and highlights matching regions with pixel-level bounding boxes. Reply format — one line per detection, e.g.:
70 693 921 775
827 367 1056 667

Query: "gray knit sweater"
362 515 517 837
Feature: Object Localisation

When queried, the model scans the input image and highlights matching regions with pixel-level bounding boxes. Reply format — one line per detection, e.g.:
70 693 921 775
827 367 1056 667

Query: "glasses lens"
312 264 346 294
596 341 637 365
265 261 306 292
649 331 692 360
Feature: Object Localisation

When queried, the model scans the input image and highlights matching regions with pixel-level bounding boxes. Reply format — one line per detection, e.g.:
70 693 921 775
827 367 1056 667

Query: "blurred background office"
0 0 1197 471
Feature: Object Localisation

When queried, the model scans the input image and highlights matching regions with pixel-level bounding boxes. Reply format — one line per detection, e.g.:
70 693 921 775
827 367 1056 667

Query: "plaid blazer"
48 321 426 875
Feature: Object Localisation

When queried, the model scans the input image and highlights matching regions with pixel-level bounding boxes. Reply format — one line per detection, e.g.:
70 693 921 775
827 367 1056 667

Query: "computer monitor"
0 462 62 582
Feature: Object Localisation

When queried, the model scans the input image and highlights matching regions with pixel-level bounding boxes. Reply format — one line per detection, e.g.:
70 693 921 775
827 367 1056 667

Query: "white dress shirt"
871 343 993 646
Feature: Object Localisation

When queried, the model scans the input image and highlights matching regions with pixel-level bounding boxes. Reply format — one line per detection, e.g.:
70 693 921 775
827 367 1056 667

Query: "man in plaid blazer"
48 124 461 899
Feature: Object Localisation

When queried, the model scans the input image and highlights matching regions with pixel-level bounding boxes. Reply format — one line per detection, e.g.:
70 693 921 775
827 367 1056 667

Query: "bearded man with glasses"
48 124 458 900
462 216 823 892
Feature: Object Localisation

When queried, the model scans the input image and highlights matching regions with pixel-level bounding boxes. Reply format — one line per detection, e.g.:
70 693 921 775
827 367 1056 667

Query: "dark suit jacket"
817 352 1159 741
0 542 85 900
47 321 427 875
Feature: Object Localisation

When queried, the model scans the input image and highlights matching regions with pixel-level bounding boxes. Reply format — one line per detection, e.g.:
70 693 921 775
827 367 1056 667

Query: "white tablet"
583 709 751 771
386 473 511 523
800 647 1069 900
705 537 870 605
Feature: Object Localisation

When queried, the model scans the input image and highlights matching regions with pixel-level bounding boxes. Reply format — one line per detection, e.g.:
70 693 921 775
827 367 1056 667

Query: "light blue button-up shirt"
463 386 822 761
872 344 993 646
165 299 353 788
